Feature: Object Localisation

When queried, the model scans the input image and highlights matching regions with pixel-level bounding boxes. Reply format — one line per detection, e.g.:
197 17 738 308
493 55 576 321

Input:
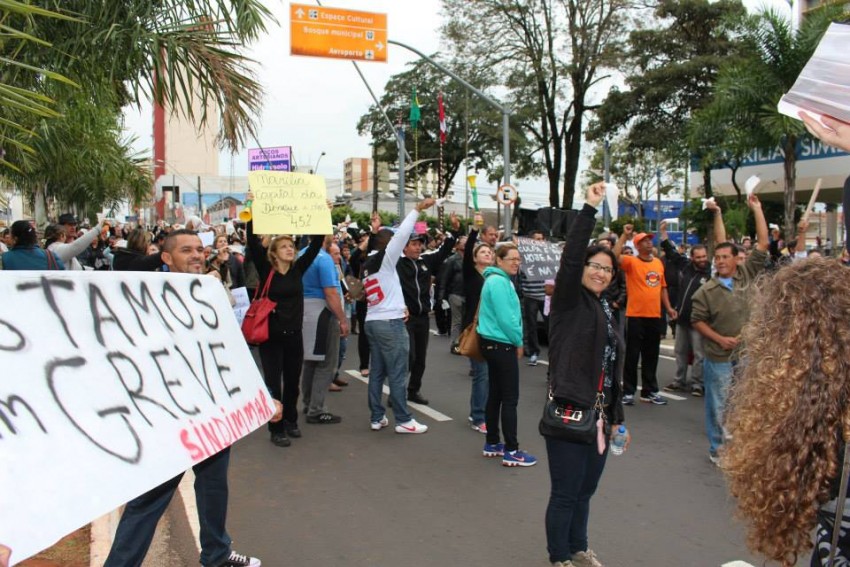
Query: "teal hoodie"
476 266 523 346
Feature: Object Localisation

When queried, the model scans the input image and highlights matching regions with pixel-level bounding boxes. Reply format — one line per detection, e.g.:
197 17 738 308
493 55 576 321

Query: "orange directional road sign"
290 4 388 63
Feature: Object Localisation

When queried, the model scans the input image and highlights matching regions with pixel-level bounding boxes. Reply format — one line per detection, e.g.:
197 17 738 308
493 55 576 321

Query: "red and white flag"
438 92 447 144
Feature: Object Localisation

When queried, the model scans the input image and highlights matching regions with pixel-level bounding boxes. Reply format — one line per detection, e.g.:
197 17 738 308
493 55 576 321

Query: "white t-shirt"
363 210 418 322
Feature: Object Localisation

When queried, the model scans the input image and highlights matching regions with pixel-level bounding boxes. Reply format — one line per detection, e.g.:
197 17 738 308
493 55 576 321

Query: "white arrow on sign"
295 7 304 18
376 42 384 50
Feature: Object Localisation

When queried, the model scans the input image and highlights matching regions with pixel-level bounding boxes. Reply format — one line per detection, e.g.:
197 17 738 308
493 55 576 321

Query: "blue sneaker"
482 442 505 457
640 392 668 406
502 449 537 467
622 394 635 405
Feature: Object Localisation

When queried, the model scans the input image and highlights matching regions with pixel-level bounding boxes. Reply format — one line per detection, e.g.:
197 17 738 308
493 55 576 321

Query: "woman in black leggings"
247 221 324 448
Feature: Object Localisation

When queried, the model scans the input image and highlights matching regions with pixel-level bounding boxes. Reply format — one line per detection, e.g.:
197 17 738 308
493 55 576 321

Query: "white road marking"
721 562 756 567
178 471 202 555
658 390 687 401
535 360 549 366
345 370 453 422
660 355 676 361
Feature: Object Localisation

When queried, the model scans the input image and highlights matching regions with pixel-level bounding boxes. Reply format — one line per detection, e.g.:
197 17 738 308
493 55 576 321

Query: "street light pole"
311 151 326 175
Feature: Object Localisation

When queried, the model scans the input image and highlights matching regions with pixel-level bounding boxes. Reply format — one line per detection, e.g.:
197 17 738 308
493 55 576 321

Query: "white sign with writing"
0 271 274 565
231 286 250 326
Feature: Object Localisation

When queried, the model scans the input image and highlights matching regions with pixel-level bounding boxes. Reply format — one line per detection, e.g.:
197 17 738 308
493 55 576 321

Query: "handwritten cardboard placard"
231 286 250 326
248 171 333 235
516 237 563 280
0 271 274 565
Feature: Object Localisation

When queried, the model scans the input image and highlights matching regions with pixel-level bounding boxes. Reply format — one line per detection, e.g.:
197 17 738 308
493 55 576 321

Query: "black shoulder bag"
538 372 605 445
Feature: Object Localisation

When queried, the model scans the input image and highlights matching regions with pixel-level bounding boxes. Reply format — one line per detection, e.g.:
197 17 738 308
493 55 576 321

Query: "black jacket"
396 233 457 317
112 248 163 272
437 253 464 300
547 204 625 425
660 239 710 327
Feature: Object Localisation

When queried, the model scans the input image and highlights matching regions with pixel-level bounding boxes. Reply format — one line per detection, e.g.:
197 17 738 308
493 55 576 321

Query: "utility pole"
397 126 405 219
388 39 513 236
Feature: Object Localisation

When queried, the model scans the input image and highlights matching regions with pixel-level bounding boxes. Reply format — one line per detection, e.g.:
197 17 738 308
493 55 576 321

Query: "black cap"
58 213 77 225
408 233 428 243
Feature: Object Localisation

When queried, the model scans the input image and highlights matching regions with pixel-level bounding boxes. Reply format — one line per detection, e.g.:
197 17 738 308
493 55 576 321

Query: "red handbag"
241 270 277 345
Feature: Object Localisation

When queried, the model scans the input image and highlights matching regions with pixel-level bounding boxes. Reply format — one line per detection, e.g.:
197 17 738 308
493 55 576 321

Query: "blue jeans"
469 358 488 425
104 448 232 567
703 358 733 457
545 436 608 563
365 319 412 423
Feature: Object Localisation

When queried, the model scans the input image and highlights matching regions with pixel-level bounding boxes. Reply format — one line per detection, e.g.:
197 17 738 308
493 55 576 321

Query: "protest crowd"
2 115 850 567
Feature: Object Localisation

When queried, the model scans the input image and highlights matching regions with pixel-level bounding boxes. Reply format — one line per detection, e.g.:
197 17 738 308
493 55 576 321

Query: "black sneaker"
284 425 302 438
691 387 704 397
408 392 430 405
219 550 261 566
270 433 290 447
305 412 342 424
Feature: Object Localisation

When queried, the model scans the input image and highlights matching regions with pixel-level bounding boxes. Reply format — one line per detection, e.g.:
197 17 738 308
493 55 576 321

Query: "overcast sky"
123 0 790 206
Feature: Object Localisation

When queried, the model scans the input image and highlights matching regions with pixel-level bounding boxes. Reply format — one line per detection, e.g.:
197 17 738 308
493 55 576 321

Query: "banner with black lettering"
516 237 563 280
0 271 274 564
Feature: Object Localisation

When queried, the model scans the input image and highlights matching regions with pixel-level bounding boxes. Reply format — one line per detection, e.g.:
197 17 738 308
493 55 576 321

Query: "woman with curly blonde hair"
723 257 850 566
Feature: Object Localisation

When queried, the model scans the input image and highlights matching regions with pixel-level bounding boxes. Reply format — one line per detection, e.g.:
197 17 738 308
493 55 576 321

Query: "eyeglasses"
504 256 521 263
585 261 613 274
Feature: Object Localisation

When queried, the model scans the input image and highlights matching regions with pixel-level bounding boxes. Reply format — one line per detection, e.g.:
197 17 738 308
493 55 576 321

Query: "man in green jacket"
690 194 768 465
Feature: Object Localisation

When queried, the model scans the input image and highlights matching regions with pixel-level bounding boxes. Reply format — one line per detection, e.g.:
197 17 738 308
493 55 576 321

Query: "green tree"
590 0 748 199
2 0 272 155
2 0 272 219
3 83 150 225
586 138 681 221
441 0 634 209
0 1 78 163
356 60 513 197
697 6 843 238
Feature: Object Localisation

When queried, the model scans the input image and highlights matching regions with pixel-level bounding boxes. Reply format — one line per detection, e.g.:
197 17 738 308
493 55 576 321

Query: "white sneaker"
572 549 603 567
395 419 428 434
370 416 389 431
528 354 539 366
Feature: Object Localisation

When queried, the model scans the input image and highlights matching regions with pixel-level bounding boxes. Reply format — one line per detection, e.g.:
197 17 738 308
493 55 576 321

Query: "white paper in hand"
435 198 447 207
701 197 716 211
605 183 619 221
744 175 760 198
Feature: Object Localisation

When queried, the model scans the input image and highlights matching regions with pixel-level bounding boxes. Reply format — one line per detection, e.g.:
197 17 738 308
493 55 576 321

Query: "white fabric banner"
0 271 273 565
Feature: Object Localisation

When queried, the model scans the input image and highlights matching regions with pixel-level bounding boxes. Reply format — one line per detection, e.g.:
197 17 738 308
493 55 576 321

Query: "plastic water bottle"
610 425 628 456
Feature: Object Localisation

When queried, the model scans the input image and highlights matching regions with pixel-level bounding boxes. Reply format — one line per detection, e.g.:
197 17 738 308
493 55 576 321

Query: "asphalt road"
218 329 783 567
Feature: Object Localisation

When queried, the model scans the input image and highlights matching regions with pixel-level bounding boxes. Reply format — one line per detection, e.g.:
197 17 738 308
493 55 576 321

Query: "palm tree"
2 0 273 220
4 0 272 153
698 6 843 238
0 1 78 163
3 83 151 224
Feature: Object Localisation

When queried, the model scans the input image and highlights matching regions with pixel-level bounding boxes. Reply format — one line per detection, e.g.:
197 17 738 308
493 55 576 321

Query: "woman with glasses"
543 182 629 567
477 242 537 467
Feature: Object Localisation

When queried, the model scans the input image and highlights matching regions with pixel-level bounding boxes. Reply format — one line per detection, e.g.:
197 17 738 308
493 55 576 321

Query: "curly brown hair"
723 258 850 566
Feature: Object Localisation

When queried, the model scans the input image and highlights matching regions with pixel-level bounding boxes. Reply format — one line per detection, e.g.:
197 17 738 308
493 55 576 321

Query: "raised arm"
704 199 726 245
246 220 271 280
385 198 435 265
294 234 326 273
552 183 605 310
749 194 768 252
50 223 104 262
612 223 634 261
658 220 686 269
